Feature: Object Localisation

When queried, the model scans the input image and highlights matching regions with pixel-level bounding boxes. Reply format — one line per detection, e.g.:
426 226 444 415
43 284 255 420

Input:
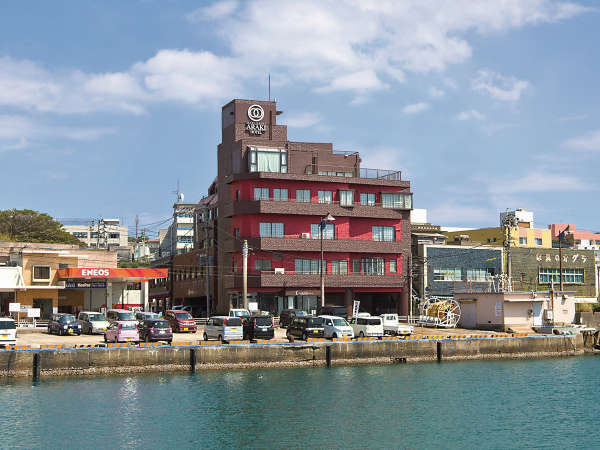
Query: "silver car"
203 316 243 342
77 311 111 335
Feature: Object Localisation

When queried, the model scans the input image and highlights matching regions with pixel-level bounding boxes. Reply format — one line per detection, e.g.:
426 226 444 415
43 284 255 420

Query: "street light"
320 213 335 308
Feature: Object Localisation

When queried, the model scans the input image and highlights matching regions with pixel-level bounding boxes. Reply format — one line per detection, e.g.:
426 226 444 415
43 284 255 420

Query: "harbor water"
1 357 599 449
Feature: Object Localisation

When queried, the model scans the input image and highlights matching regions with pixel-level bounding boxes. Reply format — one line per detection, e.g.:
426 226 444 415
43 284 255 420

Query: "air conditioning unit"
301 233 310 239
274 268 285 274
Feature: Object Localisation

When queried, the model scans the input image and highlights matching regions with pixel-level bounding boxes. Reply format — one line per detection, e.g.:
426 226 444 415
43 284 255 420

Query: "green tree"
0 209 84 245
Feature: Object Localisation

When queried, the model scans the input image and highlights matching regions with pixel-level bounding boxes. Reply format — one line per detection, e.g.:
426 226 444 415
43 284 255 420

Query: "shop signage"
535 253 588 264
245 122 266 135
352 300 360 318
245 104 266 135
8 303 20 312
81 268 110 277
27 308 40 318
65 281 107 289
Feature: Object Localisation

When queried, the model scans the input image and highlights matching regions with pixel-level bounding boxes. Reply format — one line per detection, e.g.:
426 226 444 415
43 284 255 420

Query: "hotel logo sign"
246 104 266 135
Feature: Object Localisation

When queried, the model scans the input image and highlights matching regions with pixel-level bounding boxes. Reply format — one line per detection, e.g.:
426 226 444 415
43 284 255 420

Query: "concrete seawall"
0 335 587 379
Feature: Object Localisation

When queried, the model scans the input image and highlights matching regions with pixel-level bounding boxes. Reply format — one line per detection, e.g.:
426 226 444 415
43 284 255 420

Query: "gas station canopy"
57 267 168 281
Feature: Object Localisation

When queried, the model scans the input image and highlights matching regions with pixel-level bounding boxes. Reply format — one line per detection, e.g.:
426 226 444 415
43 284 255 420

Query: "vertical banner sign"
495 301 503 317
352 300 360 318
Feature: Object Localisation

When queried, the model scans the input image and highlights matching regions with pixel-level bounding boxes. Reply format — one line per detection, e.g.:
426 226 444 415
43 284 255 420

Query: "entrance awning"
57 267 168 281
0 267 25 292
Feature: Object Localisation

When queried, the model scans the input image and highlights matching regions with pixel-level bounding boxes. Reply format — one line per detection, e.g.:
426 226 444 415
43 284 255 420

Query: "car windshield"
307 317 323 327
59 315 76 323
254 317 272 326
0 321 16 330
117 312 135 321
150 320 170 329
233 310 250 317
294 311 308 317
332 318 348 326
120 323 136 330
225 318 242 326
88 314 106 322
366 318 381 325
176 313 193 320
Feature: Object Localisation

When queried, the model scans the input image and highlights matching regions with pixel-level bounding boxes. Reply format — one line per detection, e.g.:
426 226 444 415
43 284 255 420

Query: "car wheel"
47 327 51 335
302 332 307 341
332 333 338 339
145 335 150 343
218 335 223 343
203 333 208 341
104 335 107 343
359 331 365 338
287 333 294 343
167 339 172 344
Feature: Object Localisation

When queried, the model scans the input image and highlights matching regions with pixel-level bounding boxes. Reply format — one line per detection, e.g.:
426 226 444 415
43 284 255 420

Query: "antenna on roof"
268 73 271 101
173 179 184 203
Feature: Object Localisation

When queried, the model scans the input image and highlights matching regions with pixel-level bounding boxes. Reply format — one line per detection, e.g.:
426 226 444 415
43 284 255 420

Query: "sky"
1 0 599 238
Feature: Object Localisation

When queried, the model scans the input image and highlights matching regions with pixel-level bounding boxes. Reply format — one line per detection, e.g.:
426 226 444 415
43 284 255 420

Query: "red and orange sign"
57 267 168 280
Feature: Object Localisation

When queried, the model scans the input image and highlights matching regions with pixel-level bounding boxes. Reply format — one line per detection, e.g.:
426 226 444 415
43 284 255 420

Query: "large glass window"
296 189 310 202
539 268 584 284
352 259 360 273
331 260 348 275
259 222 284 238
273 189 288 201
254 187 269 201
467 269 488 281
372 226 395 242
339 190 354 206
295 259 321 274
72 232 88 239
362 258 385 275
534 238 543 246
254 259 271 272
248 148 287 173
389 260 397 273
433 268 462 281
318 190 333 204
360 193 376 206
381 193 412 209
311 223 334 240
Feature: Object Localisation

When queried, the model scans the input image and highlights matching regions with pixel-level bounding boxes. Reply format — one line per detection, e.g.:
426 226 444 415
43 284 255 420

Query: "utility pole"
408 253 413 320
135 215 139 241
204 211 211 318
242 240 248 310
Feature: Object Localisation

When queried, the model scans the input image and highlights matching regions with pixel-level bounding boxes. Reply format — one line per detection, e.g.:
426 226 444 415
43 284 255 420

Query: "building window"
233 260 238 273
433 268 462 281
248 148 287 173
234 228 240 239
90 232 99 238
33 266 51 281
254 187 269 201
339 190 354 206
177 224 193 230
72 232 88 239
535 238 543 246
330 260 348 275
362 258 385 275
109 233 120 239
467 269 488 281
254 259 271 272
360 193 376 206
352 259 361 273
381 193 412 209
311 223 334 240
295 259 321 274
259 222 284 238
519 237 527 245
296 189 310 202
539 268 584 284
273 188 288 201
318 190 333 204
372 226 395 242
389 260 397 273
178 236 193 243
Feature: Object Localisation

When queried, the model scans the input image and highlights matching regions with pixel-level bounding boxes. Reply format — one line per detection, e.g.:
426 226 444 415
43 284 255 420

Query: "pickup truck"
380 313 413 336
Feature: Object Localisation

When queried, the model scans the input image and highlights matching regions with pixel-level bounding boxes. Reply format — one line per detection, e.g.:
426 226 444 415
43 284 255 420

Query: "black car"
286 316 324 341
138 319 173 343
318 305 349 319
243 315 274 340
279 309 308 328
48 313 82 336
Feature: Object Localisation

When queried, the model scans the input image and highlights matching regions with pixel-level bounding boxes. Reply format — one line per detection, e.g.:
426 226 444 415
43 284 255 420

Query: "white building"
61 218 129 249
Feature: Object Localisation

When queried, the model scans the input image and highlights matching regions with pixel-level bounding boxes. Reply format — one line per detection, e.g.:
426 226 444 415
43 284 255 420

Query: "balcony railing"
234 271 406 289
304 165 402 181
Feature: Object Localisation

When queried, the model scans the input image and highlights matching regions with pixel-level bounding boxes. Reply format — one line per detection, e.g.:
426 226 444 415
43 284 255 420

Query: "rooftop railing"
304 165 402 181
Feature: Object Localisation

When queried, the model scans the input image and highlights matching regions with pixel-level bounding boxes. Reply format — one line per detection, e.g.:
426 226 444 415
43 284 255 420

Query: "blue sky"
1 0 599 237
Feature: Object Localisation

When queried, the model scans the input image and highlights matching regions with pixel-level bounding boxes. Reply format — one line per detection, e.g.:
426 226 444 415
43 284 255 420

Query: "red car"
164 310 197 333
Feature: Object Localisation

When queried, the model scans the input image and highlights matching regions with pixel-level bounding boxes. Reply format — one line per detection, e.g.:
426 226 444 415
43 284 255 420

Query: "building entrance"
33 298 53 319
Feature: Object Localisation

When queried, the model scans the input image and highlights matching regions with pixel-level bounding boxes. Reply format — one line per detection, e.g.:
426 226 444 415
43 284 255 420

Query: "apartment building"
61 218 128 249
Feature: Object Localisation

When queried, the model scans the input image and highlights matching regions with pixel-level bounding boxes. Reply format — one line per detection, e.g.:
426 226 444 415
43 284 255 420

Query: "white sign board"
352 300 360 318
27 308 41 318
248 302 258 312
8 302 20 312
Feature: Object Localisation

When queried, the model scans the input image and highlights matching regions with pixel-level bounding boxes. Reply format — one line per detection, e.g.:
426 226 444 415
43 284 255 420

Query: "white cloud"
563 129 600 152
428 87 445 98
472 69 530 101
429 203 493 226
281 112 322 128
457 109 485 120
402 102 429 114
488 171 588 195
186 0 238 22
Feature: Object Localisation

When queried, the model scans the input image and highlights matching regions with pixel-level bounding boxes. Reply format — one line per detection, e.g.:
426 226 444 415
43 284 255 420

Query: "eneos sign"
81 268 111 277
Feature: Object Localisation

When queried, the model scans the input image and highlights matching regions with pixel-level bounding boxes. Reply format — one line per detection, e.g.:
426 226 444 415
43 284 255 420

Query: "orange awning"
57 267 168 280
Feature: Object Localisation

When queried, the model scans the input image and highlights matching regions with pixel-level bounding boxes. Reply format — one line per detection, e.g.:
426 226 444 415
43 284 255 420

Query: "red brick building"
215 99 412 316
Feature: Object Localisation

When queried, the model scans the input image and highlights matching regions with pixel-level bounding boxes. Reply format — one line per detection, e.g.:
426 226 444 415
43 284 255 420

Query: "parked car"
135 311 161 324
164 310 197 333
318 305 349 319
279 309 308 328
106 309 137 325
319 315 354 339
138 319 173 344
203 316 243 342
104 321 139 343
287 316 324 341
242 315 274 340
0 318 17 345
77 311 110 335
48 313 82 336
380 313 414 336
349 315 384 338
229 309 251 319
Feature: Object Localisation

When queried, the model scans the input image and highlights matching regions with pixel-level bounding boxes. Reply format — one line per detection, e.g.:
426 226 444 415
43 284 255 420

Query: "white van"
319 315 354 339
380 314 414 336
203 316 243 342
0 318 17 345
349 316 384 338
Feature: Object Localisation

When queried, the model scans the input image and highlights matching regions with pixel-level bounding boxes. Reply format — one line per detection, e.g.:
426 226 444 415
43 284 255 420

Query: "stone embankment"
0 334 590 379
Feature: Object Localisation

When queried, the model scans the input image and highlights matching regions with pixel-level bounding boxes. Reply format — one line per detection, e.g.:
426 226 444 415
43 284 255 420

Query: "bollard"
190 348 197 372
32 353 41 381
436 341 442 363
325 345 332 368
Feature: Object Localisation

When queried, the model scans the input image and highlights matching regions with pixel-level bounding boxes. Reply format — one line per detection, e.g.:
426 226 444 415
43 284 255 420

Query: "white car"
77 311 111 335
349 315 384 338
229 309 251 319
319 315 354 339
203 316 243 342
380 313 414 336
0 318 17 345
